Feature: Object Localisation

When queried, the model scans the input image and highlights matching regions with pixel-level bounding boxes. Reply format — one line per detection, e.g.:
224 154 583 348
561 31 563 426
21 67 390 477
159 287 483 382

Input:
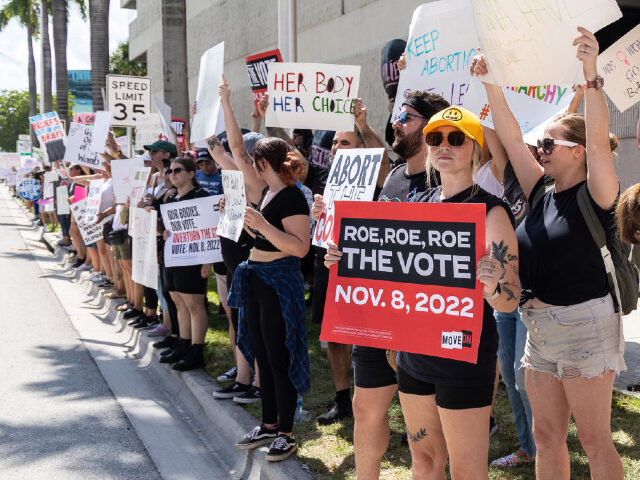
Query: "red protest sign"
245 49 282 109
320 201 486 363
171 117 187 152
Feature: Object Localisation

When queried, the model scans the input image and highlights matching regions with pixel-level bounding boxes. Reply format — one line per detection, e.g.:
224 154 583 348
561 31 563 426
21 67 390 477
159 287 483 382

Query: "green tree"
89 0 109 111
109 42 147 76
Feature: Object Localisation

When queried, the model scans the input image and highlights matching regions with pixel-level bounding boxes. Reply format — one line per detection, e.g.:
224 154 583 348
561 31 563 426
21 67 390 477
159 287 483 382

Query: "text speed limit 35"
106 74 152 127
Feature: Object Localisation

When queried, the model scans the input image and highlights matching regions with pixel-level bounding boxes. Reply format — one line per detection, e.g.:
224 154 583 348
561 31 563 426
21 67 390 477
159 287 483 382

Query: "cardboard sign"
106 74 152 127
266 62 361 131
313 148 384 248
90 111 112 154
320 201 486 363
471 0 621 86
56 185 70 215
84 179 105 225
110 158 145 203
29 111 65 144
245 49 282 109
131 209 158 289
160 195 223 267
135 114 164 151
217 171 246 242
597 24 640 113
17 179 42 200
64 123 104 171
191 41 225 143
70 199 111 245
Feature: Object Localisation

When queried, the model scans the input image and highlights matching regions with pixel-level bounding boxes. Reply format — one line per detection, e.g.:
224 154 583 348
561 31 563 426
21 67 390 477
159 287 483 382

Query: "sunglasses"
166 167 185 175
394 111 425 125
425 131 467 147
536 137 579 155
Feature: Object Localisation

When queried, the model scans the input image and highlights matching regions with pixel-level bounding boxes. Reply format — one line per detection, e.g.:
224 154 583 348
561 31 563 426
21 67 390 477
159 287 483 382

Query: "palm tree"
40 0 52 113
0 0 40 143
89 0 109 112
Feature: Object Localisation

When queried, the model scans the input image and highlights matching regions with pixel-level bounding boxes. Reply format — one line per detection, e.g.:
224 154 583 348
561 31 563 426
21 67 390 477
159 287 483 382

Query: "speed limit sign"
106 74 151 127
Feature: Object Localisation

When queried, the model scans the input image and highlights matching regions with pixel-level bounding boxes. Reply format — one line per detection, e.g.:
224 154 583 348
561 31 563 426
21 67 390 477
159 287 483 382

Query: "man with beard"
312 89 449 478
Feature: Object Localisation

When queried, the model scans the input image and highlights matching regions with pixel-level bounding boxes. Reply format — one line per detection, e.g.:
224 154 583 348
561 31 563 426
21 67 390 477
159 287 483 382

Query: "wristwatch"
484 283 501 300
584 75 604 91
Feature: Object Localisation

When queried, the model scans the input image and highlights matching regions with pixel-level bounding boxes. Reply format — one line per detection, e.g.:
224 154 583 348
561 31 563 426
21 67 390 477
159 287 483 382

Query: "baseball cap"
422 106 483 148
196 150 213 162
143 140 178 157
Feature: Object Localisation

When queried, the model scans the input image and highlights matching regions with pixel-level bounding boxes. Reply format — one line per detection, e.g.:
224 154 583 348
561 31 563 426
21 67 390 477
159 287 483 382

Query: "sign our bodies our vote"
471 0 621 86
131 208 158 289
191 42 225 143
598 24 640 113
245 49 282 109
106 74 152 127
266 62 361 131
64 122 104 170
313 148 384 249
160 195 223 267
320 201 486 363
217 171 246 243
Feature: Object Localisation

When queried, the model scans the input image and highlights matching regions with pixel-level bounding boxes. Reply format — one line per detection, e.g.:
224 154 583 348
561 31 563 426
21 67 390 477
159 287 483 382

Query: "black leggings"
144 286 158 311
160 264 180 336
246 270 297 433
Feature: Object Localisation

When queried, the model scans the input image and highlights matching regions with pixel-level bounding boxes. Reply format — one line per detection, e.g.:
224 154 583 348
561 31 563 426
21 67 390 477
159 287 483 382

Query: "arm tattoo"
408 428 428 443
207 136 222 149
491 240 508 268
501 282 517 302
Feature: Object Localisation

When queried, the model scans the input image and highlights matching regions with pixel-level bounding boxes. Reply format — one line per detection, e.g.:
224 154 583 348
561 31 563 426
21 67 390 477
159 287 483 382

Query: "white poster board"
64 123 104 171
115 135 130 158
89 111 112 154
70 199 111 245
56 185 70 214
313 148 384 248
130 167 152 207
135 113 163 151
106 74 152 127
471 0 622 86
598 24 640 113
160 195 223 267
217 170 246 242
84 179 105 225
266 62 361 131
191 41 225 143
152 95 177 145
110 158 145 204
131 209 158 289
43 171 58 199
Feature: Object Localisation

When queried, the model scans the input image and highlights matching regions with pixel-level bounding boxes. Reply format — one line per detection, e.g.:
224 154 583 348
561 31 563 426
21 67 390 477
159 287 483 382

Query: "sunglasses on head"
166 167 185 175
425 131 467 147
394 111 425 125
536 137 580 155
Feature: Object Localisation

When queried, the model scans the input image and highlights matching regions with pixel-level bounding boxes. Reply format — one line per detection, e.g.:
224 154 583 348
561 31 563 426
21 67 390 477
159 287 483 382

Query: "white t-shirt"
475 161 504 198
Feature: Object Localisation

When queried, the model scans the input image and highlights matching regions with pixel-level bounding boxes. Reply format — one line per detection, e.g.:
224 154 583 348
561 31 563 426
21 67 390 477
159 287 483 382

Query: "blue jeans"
59 214 71 238
495 308 536 457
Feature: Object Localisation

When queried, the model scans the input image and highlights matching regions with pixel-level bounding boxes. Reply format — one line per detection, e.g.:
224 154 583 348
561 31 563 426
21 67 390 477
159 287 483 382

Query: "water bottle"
294 395 310 423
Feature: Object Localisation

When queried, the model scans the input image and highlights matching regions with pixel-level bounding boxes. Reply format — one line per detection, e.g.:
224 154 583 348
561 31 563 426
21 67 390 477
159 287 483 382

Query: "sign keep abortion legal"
320 201 486 363
266 62 361 131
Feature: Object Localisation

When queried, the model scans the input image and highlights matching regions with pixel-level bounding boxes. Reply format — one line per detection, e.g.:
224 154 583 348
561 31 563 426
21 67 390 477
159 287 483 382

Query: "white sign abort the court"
106 74 152 127
217 171 246 242
160 195 223 267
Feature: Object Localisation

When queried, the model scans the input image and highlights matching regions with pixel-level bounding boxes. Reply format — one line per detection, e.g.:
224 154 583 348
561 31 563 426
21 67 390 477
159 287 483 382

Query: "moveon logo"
441 330 472 349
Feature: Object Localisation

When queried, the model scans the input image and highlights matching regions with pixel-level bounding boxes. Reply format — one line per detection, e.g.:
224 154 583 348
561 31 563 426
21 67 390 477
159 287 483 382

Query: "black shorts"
311 247 329 325
227 268 239 333
396 366 493 409
352 345 397 388
164 265 208 295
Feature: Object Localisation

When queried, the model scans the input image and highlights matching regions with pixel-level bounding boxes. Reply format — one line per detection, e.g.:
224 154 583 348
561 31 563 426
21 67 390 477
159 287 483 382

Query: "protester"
473 27 625 480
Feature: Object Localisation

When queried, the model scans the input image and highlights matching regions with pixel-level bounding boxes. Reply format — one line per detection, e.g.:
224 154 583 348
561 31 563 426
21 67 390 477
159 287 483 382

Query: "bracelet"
584 75 604 91
484 283 501 300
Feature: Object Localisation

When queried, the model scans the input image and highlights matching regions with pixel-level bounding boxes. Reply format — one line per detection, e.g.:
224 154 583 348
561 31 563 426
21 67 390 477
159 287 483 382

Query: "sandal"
491 451 534 468
115 301 133 311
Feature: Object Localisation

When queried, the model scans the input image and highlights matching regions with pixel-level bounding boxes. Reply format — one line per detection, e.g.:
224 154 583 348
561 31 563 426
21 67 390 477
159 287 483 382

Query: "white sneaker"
89 273 105 282
75 263 91 271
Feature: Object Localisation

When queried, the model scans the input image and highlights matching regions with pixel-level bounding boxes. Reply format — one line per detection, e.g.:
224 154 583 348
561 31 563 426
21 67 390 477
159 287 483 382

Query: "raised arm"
218 75 267 205
471 58 543 198
567 85 584 114
353 98 390 187
205 135 238 171
483 127 508 183
257 93 294 147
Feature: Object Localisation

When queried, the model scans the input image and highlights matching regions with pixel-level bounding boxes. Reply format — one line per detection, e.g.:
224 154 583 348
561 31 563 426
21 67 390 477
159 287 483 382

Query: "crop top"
516 177 617 306
252 186 310 252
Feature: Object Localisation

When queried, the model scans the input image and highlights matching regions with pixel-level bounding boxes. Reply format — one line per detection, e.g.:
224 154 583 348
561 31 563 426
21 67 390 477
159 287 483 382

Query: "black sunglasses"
536 137 579 155
166 167 185 175
394 111 426 125
425 131 467 147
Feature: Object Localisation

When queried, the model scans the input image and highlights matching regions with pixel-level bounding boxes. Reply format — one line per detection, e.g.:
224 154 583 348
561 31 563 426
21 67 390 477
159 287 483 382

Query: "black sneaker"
213 382 250 399
123 308 143 320
153 336 176 350
133 316 151 329
216 366 237 382
72 258 85 269
265 434 297 462
317 400 352 425
235 425 277 450
233 386 261 404
128 314 145 326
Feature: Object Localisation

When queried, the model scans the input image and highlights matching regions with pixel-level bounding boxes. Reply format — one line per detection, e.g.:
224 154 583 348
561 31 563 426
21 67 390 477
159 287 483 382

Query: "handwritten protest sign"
110 158 144 203
129 167 151 207
191 41 225 142
31 146 46 165
135 113 164 151
217 171 246 242
115 135 131 158
70 199 111 244
266 62 360 131
152 95 177 145
29 111 66 161
597 24 640 113
90 111 112 154
320 201 486 362
84 179 104 225
313 148 384 248
73 112 96 125
106 74 151 127
64 123 104 171
0 153 21 170
470 0 621 86
246 49 282 109
129 206 146 238
131 209 158 289
160 195 223 267
56 185 70 215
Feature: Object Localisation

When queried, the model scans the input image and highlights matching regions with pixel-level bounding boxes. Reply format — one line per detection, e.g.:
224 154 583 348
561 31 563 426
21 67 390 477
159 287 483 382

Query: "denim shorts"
520 294 626 379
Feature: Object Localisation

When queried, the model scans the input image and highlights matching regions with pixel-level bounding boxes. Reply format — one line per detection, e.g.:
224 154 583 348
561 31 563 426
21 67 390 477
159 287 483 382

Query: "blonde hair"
552 112 618 153
426 139 482 188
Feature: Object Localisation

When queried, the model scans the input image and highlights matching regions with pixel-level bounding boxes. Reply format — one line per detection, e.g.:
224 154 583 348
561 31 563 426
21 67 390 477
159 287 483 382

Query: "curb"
26 202 316 479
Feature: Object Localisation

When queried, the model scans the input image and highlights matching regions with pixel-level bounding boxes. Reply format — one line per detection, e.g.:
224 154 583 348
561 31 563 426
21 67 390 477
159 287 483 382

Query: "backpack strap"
576 184 622 310
529 180 554 210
